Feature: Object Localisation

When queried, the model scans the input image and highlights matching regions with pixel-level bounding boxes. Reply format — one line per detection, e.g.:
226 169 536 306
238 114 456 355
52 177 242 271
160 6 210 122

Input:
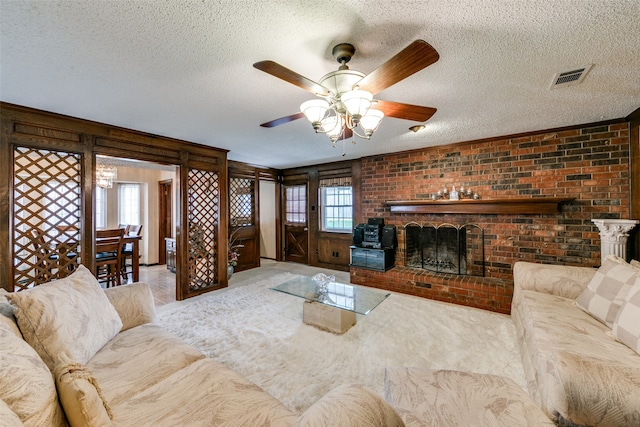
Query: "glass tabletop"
270 275 390 315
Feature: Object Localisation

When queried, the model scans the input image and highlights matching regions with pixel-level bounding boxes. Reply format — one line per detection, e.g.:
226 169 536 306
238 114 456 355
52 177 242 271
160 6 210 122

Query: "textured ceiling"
1 0 639 168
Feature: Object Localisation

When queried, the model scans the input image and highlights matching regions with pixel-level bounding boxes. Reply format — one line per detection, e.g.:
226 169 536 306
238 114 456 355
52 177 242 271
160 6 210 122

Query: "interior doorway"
259 180 277 259
158 179 173 265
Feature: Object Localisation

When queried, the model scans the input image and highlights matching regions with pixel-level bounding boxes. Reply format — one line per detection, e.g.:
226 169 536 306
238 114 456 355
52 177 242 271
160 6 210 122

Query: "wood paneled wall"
228 160 280 271
281 159 361 271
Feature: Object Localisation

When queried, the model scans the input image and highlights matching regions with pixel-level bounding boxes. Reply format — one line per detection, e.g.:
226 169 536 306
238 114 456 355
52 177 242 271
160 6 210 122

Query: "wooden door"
283 184 308 264
158 179 172 264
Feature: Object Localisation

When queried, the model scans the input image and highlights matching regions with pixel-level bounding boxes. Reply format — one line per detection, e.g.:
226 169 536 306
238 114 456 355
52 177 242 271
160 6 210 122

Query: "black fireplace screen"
404 223 484 276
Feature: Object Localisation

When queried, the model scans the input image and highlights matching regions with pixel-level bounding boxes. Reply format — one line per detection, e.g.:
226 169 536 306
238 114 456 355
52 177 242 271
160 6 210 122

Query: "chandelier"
96 164 117 188
299 67 384 147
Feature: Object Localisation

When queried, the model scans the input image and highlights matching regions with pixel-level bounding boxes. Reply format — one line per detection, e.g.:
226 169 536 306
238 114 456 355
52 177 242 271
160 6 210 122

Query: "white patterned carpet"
156 273 526 415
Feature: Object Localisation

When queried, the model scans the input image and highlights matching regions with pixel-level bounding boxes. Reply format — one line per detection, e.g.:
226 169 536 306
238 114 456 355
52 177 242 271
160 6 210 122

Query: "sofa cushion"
8 265 123 370
0 398 25 427
576 256 638 327
612 278 640 355
546 351 640 426
110 358 297 427
86 323 206 407
0 289 22 339
54 361 113 427
383 367 552 426
104 282 156 332
0 320 66 427
297 383 405 427
515 289 640 424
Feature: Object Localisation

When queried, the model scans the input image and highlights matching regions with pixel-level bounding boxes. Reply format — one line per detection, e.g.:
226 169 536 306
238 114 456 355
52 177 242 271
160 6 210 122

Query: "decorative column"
592 219 639 263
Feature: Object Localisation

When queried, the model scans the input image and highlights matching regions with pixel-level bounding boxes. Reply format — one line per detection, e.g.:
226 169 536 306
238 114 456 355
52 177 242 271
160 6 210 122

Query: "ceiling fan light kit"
254 39 439 154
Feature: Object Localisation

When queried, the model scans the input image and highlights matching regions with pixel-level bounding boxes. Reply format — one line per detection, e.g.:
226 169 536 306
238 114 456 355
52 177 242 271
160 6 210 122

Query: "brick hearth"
351 266 512 314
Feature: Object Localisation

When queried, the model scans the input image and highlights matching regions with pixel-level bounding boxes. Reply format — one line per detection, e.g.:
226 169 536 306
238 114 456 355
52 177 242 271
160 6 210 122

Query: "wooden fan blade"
253 61 329 96
374 100 437 122
354 40 439 95
260 112 305 128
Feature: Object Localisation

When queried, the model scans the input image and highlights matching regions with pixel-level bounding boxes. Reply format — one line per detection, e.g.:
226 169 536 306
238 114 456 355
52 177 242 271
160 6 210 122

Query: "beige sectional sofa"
512 257 640 426
0 266 404 427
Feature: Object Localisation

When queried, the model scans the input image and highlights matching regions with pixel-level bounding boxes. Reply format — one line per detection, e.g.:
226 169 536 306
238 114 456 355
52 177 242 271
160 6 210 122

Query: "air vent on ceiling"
550 64 592 89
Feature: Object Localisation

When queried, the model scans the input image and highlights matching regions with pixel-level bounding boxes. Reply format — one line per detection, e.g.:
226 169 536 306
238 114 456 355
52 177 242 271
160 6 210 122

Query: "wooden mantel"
386 197 575 215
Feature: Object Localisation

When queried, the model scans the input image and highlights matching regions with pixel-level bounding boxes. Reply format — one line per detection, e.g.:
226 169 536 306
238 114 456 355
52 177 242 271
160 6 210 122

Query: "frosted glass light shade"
340 90 372 122
300 99 330 128
321 115 344 142
359 109 384 137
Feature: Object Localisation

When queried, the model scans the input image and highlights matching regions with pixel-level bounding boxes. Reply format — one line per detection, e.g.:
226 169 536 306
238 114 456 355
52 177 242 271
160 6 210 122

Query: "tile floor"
139 259 350 307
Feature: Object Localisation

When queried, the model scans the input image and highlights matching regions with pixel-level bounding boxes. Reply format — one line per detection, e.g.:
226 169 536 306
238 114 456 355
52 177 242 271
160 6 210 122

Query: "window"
285 185 306 224
95 186 107 229
319 177 352 232
118 183 140 225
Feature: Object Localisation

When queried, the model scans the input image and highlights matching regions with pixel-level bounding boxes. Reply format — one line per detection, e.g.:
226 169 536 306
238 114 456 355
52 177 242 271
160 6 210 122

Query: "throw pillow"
0 321 67 427
611 278 640 355
8 265 123 370
576 257 638 328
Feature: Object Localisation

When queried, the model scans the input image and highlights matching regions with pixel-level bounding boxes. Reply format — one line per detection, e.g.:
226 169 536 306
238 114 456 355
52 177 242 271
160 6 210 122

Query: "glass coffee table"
271 275 390 334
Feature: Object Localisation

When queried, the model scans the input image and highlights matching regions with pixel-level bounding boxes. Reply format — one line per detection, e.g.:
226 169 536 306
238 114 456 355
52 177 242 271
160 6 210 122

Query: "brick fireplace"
351 122 631 314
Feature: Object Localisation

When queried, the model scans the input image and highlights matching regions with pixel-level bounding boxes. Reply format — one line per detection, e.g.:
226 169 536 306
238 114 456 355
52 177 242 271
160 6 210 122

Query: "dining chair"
120 224 143 283
30 229 58 284
96 228 125 288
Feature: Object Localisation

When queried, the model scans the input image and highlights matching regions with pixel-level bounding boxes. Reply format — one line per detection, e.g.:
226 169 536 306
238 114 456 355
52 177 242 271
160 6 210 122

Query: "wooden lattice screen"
229 177 254 227
12 147 82 291
187 169 220 291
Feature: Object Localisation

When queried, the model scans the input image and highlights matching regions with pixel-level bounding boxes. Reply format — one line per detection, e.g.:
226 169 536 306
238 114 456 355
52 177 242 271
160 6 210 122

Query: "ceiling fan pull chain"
342 139 347 156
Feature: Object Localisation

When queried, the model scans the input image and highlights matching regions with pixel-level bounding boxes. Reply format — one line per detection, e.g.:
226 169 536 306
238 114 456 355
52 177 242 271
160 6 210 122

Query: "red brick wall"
351 122 631 313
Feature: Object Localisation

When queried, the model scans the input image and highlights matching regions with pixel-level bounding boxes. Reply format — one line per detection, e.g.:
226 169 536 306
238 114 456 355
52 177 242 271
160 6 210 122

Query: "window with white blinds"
319 177 353 232
95 186 107 229
118 183 140 226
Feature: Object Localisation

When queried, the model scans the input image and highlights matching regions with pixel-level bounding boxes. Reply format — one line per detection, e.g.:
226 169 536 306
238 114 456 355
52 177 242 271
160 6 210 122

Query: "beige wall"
259 180 277 259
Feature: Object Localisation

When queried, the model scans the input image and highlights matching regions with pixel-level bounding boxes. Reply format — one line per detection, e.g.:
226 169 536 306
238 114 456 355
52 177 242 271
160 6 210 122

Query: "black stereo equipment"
381 225 397 249
353 224 365 246
362 223 382 248
367 218 385 226
354 218 392 249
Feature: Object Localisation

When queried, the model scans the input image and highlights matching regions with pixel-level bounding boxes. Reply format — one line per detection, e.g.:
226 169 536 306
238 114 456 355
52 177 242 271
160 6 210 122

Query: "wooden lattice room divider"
12 147 82 290
229 177 255 227
186 168 220 292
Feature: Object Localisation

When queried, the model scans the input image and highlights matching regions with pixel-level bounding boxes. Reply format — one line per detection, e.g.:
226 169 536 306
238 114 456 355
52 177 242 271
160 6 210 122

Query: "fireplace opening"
404 222 485 276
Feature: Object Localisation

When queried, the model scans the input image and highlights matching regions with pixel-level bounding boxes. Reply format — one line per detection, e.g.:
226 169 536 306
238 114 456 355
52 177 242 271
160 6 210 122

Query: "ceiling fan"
253 40 439 151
